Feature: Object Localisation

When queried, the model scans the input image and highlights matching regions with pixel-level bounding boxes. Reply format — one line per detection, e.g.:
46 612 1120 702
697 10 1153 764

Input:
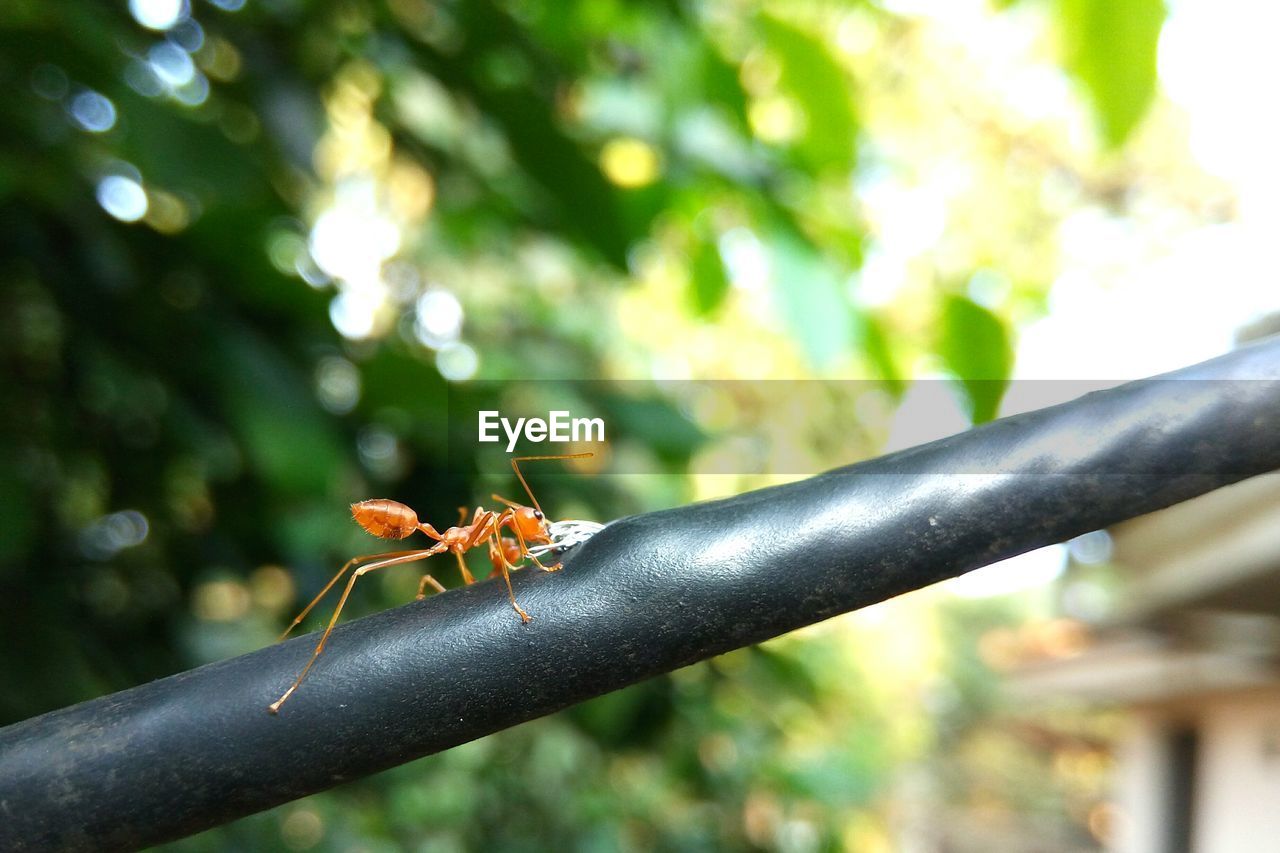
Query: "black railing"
1 338 1278 851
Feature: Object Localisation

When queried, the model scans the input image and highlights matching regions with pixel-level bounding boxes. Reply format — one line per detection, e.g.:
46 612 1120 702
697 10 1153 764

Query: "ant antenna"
510 453 593 514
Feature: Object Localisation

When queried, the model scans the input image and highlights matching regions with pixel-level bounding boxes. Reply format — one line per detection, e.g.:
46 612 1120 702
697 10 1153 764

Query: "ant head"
512 505 549 542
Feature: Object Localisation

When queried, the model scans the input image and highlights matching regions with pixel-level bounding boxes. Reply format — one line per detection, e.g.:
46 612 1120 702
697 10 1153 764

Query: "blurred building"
1012 470 1280 853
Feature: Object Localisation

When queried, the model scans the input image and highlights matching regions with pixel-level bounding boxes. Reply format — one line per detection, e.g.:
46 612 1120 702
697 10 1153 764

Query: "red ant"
268 453 591 714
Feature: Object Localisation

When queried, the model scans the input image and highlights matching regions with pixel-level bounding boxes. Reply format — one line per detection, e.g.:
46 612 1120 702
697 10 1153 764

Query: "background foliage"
0 0 1189 849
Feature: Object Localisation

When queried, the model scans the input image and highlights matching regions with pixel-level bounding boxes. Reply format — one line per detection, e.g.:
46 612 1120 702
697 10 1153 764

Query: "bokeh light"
168 18 204 53
314 356 361 415
328 289 384 341
149 43 196 88
600 137 662 188
129 0 187 31
309 200 400 282
96 174 148 222
193 578 251 622
413 289 463 350
30 63 69 100
67 91 116 132
436 341 479 382
78 510 150 560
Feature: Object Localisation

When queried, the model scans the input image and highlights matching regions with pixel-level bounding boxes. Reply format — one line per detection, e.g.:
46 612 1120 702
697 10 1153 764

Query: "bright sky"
1017 0 1279 382
866 0 1276 388
945 0 1279 596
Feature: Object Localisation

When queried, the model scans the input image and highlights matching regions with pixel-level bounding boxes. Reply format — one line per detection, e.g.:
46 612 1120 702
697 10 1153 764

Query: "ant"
268 452 592 714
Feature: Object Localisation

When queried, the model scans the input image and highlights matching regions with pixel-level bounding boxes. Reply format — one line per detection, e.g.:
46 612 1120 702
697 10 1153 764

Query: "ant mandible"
267 452 592 714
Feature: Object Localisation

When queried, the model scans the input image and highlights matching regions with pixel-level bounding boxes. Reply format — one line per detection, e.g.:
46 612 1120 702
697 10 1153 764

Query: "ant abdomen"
351 499 420 539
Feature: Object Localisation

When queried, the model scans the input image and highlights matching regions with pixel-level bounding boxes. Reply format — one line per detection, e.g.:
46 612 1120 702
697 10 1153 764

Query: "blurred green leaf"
569 679 674 747
411 0 640 268
937 295 1013 423
597 391 707 458
213 328 348 497
768 230 853 370
116 94 266 203
1057 0 1166 147
0 457 36 569
857 311 907 399
694 36 752 131
758 13 858 172
689 236 730 316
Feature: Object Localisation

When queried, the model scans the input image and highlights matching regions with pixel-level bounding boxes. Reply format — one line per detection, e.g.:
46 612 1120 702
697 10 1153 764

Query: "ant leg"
453 509 497 586
415 574 446 599
453 549 477 584
487 534 531 623
278 550 428 642
506 518 560 573
268 545 445 714
488 502 557 572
